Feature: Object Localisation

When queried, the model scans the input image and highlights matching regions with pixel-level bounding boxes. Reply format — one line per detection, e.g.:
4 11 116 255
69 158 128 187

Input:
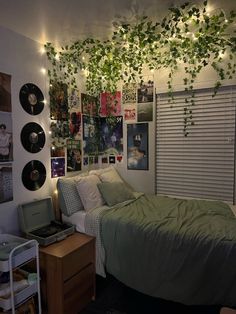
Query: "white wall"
0 26 51 234
0 24 235 234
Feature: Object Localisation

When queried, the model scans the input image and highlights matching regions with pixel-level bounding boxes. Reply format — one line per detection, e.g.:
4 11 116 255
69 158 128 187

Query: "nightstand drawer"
62 239 94 281
64 263 94 312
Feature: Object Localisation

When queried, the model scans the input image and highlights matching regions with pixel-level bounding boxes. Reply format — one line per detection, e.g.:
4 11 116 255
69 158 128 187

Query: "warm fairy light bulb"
40 47 46 54
52 146 55 150
48 130 52 135
54 189 58 195
41 68 46 74
43 99 47 105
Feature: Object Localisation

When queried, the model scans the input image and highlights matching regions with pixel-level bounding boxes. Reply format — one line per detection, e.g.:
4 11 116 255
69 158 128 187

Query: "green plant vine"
44 1 236 136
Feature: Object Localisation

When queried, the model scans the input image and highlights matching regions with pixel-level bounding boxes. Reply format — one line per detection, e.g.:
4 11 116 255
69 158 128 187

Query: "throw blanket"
101 194 236 306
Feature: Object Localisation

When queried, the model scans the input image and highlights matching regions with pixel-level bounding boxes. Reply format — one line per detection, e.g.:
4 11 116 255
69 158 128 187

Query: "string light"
40 68 46 74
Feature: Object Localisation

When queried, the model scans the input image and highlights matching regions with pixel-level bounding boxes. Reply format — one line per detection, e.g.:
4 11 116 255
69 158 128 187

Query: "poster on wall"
137 102 153 122
82 115 100 155
81 93 99 116
100 116 123 155
68 87 80 110
127 123 149 170
51 157 65 178
100 91 121 117
124 103 136 122
0 72 13 203
137 80 154 103
67 139 82 172
122 83 137 104
0 72 12 112
50 82 68 120
69 111 82 139
0 164 13 203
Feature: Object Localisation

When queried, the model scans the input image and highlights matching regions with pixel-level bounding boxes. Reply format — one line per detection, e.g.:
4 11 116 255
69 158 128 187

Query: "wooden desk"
39 233 95 314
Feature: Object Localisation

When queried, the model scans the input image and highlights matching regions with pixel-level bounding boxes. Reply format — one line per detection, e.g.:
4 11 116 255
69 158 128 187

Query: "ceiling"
0 0 235 47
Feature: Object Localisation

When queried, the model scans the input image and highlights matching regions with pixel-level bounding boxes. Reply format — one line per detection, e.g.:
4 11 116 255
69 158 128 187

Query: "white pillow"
75 174 105 211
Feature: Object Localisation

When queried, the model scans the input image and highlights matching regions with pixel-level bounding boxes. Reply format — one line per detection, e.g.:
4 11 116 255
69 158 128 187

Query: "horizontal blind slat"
156 85 236 203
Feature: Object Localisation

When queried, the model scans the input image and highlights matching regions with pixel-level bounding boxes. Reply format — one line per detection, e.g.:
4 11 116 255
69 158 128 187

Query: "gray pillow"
57 177 84 216
97 182 135 206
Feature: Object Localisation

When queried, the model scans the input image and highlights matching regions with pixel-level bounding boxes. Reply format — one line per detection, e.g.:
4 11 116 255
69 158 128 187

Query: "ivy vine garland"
45 1 236 136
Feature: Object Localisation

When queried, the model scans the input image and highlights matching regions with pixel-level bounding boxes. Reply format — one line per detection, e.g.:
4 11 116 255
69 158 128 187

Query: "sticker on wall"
20 122 45 153
19 83 44 115
22 160 46 191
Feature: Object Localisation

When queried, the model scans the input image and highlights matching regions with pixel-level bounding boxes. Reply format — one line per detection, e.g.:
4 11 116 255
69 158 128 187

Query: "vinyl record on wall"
19 83 44 115
21 122 46 153
22 160 46 191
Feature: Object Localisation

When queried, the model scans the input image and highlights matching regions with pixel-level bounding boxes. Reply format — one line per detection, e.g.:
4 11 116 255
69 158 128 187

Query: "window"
155 85 236 203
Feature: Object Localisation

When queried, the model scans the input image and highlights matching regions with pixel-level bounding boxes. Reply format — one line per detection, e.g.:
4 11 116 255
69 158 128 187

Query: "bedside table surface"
39 232 94 258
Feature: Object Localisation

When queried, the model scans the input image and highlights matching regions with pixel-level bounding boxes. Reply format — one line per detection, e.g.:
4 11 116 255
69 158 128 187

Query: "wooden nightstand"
39 232 95 314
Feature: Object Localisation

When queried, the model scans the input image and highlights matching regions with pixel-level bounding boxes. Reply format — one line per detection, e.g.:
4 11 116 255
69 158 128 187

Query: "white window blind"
155 85 236 203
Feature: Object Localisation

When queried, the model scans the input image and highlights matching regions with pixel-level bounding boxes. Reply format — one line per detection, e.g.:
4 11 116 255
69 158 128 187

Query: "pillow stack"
57 166 135 216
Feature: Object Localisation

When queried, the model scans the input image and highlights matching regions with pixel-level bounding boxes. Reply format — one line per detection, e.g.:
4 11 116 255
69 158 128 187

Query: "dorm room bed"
57 166 236 308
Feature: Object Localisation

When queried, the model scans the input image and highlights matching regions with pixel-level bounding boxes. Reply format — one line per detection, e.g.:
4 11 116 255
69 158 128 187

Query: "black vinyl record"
19 83 44 115
21 122 46 153
22 160 46 191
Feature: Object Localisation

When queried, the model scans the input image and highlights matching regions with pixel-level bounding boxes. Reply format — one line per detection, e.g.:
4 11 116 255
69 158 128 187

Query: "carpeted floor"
80 274 222 314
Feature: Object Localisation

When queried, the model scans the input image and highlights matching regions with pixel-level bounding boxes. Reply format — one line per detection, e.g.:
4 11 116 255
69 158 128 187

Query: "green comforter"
101 194 236 306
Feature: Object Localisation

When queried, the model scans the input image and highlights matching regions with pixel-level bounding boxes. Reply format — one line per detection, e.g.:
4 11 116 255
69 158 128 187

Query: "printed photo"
83 115 101 155
137 102 153 122
124 103 136 122
0 113 12 162
137 80 154 103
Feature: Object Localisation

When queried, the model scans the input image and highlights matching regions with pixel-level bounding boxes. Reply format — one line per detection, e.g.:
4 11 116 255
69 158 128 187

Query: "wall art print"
69 111 82 139
127 123 149 170
122 83 137 104
137 80 154 103
0 72 13 203
50 82 68 120
137 102 153 122
51 157 65 178
124 103 136 122
100 116 123 155
81 93 99 116
67 139 82 172
0 164 13 203
100 91 121 117
82 115 100 155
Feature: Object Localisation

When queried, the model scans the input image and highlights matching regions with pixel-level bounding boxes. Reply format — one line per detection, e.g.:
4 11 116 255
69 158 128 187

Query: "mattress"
62 211 87 233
